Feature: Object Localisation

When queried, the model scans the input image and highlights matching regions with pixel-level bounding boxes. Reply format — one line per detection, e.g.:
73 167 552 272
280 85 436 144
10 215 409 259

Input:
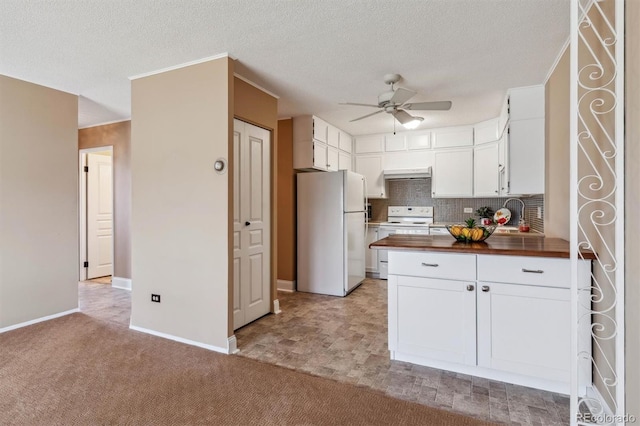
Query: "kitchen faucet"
503 197 525 222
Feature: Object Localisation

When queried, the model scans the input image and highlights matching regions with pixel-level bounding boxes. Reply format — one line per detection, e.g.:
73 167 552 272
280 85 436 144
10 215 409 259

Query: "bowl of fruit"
446 218 496 243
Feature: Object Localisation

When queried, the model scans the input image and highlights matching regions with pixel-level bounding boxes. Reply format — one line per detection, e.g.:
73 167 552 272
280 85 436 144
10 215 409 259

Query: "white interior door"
233 119 271 330
87 153 113 279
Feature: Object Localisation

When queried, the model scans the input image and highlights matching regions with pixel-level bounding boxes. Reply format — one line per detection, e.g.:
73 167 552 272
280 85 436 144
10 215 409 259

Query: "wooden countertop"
370 235 596 260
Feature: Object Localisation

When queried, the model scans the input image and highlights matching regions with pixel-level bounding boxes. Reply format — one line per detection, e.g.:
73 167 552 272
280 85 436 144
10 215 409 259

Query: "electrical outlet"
151 294 161 303
537 206 542 219
464 207 473 213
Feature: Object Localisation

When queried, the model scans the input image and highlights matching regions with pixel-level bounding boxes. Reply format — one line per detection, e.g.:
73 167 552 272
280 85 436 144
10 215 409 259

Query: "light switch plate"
464 207 473 213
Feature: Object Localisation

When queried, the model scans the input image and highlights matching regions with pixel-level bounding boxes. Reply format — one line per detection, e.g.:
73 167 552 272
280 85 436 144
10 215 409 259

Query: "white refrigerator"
297 170 366 296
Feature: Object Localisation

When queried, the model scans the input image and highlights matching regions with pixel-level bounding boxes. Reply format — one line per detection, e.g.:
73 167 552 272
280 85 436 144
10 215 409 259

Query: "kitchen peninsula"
370 235 595 394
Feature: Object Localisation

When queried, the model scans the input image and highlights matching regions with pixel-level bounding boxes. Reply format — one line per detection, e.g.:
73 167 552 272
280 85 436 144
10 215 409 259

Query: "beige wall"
544 48 570 240
276 119 296 282
0 75 78 328
625 0 640 418
130 58 232 349
232 76 279 326
79 121 131 279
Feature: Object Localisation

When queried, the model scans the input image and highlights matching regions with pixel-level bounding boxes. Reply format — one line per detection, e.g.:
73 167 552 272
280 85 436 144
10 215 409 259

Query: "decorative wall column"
570 0 625 424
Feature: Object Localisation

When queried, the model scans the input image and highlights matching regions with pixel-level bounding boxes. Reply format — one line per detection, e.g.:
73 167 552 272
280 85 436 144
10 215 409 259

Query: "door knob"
482 285 490 292
245 221 251 226
466 285 475 291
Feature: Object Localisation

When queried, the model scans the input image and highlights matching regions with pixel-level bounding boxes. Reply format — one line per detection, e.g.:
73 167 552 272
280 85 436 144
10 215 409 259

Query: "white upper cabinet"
474 118 501 145
498 94 510 136
498 132 510 196
338 151 351 171
432 148 474 197
407 131 431 150
354 134 385 154
327 124 340 148
432 126 474 148
293 116 352 171
355 154 386 198
508 85 545 195
339 130 352 153
509 119 544 194
384 134 407 152
313 117 328 143
313 142 328 171
326 147 339 171
384 151 433 171
474 142 500 197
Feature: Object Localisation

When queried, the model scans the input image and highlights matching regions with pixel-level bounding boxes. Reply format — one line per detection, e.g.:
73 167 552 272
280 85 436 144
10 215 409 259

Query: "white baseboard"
277 279 295 292
273 299 281 314
129 325 231 354
111 276 132 291
227 335 239 354
0 308 80 334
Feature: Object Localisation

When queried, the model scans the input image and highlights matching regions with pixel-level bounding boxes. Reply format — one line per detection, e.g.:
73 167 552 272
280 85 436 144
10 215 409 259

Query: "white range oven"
378 206 433 279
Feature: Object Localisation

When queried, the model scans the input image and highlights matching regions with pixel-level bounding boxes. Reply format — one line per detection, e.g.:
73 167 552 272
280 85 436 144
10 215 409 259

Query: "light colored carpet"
0 313 496 425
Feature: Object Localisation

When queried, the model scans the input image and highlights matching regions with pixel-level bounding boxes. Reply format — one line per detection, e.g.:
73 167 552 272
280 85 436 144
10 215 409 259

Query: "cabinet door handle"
466 284 475 291
245 221 251 226
482 285 490 292
522 268 544 274
421 263 439 267
380 260 388 264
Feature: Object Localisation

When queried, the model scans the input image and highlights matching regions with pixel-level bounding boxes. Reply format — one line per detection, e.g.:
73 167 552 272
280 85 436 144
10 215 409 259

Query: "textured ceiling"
0 1 569 134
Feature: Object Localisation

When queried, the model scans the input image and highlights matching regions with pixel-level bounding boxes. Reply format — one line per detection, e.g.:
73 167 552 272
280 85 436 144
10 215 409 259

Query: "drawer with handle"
477 255 570 288
388 251 476 281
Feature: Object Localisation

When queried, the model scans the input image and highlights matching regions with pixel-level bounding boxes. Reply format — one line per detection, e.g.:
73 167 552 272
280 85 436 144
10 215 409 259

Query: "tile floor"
78 280 130 328
77 279 570 425
235 279 571 425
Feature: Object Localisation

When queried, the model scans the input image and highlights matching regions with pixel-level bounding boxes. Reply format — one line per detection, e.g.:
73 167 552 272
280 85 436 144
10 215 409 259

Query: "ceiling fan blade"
390 87 416 105
392 109 415 125
402 101 452 111
339 102 380 108
349 109 384 122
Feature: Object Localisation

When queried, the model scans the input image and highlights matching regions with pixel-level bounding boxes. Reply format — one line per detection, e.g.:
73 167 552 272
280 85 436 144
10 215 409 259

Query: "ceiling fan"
341 74 452 129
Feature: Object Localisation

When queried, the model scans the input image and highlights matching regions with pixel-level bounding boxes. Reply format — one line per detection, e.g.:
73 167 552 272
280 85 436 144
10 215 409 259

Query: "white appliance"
378 206 433 279
297 170 366 296
428 226 450 235
383 167 431 180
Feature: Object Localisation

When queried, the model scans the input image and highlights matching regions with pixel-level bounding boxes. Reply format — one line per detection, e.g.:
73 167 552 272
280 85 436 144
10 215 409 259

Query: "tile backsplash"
370 179 544 232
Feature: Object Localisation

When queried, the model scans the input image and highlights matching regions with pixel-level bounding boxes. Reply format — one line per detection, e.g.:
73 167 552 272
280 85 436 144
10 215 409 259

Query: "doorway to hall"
79 146 114 283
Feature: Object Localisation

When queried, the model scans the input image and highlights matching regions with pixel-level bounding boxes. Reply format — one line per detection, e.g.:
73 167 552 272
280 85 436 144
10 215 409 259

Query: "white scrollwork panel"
572 0 624 425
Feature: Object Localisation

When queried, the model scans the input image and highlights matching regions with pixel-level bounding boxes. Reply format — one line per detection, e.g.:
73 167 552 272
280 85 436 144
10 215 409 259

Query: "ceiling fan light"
402 116 423 129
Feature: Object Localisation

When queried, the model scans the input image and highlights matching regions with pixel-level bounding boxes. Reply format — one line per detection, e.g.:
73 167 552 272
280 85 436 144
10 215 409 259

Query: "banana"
450 226 462 237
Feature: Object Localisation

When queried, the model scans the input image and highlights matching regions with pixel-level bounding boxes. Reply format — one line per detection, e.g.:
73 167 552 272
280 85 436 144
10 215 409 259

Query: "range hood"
383 167 432 180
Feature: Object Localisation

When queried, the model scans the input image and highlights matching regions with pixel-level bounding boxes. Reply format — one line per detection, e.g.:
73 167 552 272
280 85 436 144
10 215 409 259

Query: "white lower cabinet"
387 251 591 394
365 226 379 273
388 274 477 366
476 282 570 382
